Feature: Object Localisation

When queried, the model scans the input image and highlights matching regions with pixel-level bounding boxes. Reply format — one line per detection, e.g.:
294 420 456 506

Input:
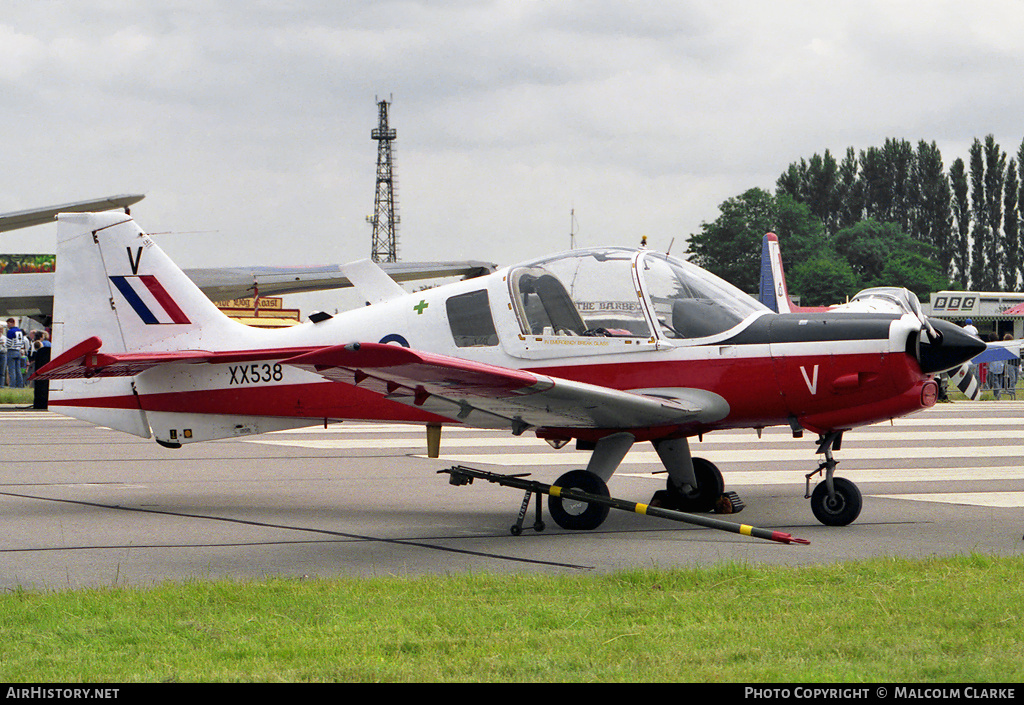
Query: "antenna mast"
368 96 399 262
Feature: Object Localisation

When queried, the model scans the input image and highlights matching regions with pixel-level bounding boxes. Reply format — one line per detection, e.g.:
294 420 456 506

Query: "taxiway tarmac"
2 402 1023 590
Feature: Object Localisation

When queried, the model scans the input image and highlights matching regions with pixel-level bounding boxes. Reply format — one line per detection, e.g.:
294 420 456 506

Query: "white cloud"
2 0 1023 280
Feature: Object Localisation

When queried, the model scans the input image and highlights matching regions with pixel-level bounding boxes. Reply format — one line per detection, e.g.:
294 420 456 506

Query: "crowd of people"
964 318 1019 400
2 317 51 389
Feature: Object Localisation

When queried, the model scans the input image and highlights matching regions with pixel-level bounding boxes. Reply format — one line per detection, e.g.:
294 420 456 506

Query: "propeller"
903 288 941 343
914 317 986 374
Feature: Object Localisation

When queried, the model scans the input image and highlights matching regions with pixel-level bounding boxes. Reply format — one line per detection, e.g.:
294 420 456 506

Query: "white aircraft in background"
0 196 494 322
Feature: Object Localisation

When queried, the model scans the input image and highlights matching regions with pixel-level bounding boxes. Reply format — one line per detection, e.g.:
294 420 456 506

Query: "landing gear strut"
653 456 725 513
650 436 744 514
805 430 862 526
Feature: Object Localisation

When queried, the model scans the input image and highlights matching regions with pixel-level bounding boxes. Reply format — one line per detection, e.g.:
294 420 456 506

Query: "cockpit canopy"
508 247 768 341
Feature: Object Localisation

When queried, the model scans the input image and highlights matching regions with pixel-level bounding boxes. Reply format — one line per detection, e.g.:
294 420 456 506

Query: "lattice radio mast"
367 96 399 262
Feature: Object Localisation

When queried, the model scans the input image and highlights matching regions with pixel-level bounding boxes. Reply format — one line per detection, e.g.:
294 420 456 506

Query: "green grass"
0 387 33 405
2 555 1022 682
944 377 1020 402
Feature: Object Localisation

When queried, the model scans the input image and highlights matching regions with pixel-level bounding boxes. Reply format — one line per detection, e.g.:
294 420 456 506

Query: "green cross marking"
414 300 429 315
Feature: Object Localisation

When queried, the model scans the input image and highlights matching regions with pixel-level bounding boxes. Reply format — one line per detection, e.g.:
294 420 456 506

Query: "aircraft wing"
284 342 704 432
0 195 145 233
37 337 706 431
2 261 496 319
184 260 495 301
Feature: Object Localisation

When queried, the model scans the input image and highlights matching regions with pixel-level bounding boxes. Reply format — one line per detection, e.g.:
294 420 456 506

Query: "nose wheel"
805 431 862 526
809 476 862 526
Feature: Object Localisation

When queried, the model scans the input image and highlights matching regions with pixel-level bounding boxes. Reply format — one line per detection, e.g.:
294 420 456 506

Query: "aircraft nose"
915 318 987 374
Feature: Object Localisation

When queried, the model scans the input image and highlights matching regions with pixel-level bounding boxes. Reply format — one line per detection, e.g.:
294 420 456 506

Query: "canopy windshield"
509 248 651 337
637 251 769 339
507 247 768 342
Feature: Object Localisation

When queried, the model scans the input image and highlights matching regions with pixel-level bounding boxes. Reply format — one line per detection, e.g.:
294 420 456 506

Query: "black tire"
663 457 724 513
810 477 863 526
548 470 611 530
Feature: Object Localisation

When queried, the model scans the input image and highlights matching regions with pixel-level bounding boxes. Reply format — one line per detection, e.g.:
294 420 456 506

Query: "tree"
877 250 951 296
803 150 841 235
859 138 914 229
883 138 915 233
686 189 827 293
831 219 949 297
1003 159 1020 290
949 157 971 286
969 138 988 289
776 162 803 202
836 147 862 231
983 135 1006 288
912 140 952 274
706 134 1024 297
789 254 858 306
686 188 777 292
1019 138 1024 288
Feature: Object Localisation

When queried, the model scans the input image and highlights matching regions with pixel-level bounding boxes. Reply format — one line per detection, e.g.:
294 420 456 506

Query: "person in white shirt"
4 317 25 388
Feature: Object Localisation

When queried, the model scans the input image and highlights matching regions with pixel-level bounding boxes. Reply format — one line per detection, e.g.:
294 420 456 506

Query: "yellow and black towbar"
441 465 810 546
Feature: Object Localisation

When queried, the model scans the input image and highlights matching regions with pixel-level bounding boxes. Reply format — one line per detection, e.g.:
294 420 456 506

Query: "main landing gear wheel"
653 457 724 513
548 469 611 530
810 476 862 526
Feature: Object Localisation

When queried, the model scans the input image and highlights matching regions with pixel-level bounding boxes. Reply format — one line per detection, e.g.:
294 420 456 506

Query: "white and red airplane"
36 212 984 531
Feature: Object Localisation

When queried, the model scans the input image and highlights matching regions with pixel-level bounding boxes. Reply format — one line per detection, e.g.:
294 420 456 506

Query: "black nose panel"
916 318 987 373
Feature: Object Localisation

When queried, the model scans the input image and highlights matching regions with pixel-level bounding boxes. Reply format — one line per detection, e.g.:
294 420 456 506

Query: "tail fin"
52 212 241 356
48 212 247 440
758 233 793 313
48 212 314 444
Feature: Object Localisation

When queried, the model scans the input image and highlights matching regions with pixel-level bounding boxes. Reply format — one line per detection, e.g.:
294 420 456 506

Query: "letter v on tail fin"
51 212 244 356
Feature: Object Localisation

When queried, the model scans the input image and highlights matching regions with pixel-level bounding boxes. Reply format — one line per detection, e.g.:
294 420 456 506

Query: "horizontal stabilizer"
34 336 327 380
33 336 216 379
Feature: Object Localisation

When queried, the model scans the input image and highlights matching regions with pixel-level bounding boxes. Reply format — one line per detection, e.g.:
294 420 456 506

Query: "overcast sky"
4 1 1024 277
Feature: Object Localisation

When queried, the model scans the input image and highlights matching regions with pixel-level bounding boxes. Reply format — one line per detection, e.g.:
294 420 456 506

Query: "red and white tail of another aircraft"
759 232 913 316
38 213 985 534
758 232 832 313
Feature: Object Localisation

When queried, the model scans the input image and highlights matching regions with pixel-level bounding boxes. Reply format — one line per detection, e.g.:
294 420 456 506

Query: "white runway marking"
871 492 1024 508
34 406 1024 510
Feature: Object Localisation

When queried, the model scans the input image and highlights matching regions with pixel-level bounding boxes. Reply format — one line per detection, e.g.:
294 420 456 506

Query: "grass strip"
1 554 1022 682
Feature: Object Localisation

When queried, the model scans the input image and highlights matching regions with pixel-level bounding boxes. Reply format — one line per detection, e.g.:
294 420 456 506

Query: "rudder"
52 212 242 356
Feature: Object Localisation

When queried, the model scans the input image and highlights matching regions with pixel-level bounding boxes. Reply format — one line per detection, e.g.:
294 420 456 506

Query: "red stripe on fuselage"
52 351 929 436
54 381 453 425
531 350 927 431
